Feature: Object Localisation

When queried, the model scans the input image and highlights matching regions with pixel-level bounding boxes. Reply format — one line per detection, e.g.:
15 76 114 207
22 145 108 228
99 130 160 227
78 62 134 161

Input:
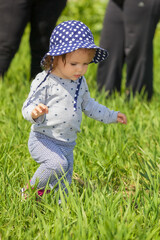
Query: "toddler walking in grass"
22 20 127 198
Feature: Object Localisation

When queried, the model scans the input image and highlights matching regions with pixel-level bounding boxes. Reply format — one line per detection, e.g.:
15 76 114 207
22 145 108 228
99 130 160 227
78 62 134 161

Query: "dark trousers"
0 0 67 79
97 0 160 99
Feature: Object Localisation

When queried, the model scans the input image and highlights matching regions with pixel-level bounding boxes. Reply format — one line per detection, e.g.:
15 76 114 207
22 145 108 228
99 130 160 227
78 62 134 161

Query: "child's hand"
31 103 48 120
117 112 127 124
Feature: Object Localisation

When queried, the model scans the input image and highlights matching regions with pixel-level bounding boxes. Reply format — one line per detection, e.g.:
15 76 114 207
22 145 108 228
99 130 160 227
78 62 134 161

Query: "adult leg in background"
0 0 31 76
124 0 160 100
97 0 125 94
30 0 67 79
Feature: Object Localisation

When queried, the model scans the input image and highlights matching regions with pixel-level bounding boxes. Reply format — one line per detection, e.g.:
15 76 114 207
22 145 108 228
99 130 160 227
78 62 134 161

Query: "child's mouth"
74 75 81 78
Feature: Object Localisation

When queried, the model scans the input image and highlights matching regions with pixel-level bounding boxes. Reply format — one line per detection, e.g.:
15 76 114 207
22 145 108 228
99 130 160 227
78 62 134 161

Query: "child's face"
52 48 95 81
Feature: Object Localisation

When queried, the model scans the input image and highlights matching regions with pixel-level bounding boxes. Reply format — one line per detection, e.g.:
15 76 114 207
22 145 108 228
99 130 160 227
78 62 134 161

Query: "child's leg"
49 146 74 192
28 132 75 191
29 140 69 189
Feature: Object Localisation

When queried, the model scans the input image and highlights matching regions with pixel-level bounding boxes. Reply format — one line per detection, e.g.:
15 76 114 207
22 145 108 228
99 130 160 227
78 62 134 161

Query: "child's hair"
42 54 66 71
42 48 96 71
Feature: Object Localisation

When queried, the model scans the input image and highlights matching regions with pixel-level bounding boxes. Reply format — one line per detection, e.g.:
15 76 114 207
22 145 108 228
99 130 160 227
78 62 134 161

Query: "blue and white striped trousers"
28 131 76 191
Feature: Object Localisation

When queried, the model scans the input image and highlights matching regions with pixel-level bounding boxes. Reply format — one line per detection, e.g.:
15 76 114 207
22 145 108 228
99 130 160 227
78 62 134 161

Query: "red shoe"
21 182 50 200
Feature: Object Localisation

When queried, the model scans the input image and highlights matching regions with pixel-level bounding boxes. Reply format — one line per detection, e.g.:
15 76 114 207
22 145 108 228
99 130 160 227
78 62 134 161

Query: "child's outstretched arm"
117 112 127 124
81 77 127 125
31 103 48 120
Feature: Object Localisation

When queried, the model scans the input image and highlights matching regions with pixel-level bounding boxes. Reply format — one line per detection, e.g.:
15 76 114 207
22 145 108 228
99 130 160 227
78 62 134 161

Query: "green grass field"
1 1 160 239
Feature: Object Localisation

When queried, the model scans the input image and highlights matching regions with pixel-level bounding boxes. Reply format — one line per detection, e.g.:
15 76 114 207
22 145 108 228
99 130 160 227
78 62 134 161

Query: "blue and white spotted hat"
41 20 109 65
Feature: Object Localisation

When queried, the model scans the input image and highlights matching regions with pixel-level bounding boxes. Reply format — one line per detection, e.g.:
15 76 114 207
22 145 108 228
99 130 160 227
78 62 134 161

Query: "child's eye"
71 63 76 66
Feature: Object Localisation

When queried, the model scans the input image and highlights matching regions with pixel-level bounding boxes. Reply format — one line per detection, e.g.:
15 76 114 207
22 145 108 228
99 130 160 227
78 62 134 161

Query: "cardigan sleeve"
22 72 47 124
81 78 118 124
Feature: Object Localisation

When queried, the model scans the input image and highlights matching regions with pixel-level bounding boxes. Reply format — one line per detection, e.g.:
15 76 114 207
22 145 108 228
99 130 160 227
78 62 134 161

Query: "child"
22 20 127 197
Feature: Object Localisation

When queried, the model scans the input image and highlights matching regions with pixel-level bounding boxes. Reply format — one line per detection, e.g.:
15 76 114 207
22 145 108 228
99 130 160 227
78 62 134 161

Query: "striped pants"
28 131 76 191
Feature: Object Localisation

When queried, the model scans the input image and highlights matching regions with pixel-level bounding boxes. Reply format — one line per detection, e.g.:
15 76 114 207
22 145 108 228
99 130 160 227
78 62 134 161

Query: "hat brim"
42 41 109 64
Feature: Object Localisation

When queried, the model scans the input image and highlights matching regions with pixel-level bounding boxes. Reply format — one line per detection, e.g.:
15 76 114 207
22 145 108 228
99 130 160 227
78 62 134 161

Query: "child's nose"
77 65 83 72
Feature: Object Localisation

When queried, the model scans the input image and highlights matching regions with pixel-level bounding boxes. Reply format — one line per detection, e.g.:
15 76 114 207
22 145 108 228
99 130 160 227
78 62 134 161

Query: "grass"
1 1 160 239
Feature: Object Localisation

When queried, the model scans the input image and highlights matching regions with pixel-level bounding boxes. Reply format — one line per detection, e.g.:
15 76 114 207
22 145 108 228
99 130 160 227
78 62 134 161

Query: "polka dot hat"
41 20 109 65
